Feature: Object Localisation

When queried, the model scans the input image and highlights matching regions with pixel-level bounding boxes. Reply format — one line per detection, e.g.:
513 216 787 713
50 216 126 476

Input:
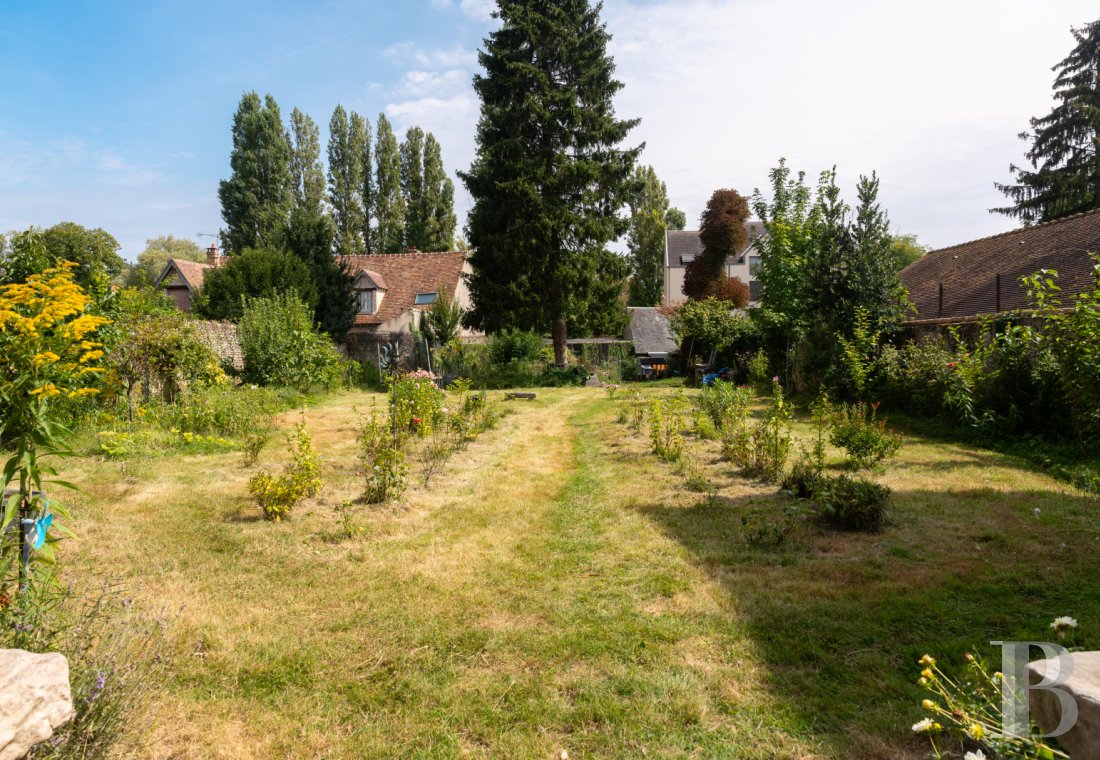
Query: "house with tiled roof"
342 250 477 361
663 223 767 306
900 209 1100 325
155 245 226 312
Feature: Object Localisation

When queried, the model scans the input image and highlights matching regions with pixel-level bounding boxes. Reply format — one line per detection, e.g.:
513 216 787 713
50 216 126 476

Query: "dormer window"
358 289 376 314
414 292 438 305
680 254 695 264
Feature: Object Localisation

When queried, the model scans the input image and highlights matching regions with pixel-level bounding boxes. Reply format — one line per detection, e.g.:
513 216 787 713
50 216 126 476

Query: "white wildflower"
1051 616 1078 631
912 718 935 733
964 751 987 760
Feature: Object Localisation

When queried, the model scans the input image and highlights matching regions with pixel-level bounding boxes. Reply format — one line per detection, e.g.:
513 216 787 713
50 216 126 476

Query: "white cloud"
384 42 476 70
398 69 470 98
427 0 495 21
601 0 1096 248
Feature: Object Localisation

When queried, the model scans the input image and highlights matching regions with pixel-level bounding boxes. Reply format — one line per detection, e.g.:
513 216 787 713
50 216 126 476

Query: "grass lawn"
60 385 1099 758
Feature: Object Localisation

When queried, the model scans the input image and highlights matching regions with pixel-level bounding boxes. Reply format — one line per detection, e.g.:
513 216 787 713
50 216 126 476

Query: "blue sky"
2 0 1098 260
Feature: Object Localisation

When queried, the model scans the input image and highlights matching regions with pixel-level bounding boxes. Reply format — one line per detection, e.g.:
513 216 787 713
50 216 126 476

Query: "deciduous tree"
423 134 457 251
683 189 749 300
126 235 205 287
626 165 681 306
327 105 366 256
194 247 316 322
375 113 406 253
289 108 326 217
218 92 294 253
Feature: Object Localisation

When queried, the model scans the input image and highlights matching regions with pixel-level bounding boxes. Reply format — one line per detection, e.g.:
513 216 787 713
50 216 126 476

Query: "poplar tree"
289 108 325 216
218 92 294 253
626 165 682 306
460 0 641 363
358 114 375 254
422 133 457 250
401 126 428 249
993 19 1100 224
327 105 365 256
375 113 406 253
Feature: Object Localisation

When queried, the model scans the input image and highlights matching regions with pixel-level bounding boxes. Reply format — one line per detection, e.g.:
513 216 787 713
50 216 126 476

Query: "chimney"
206 244 221 267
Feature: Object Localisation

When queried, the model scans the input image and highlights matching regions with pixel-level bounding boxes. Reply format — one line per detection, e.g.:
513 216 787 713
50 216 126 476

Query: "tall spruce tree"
401 126 428 249
327 105 366 256
626 165 682 306
289 108 326 216
218 92 294 253
460 0 641 363
993 19 1100 224
358 114 375 254
375 113 406 253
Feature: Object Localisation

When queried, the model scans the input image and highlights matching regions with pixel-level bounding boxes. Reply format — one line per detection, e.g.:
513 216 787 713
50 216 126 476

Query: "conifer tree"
993 19 1100 224
289 108 326 216
327 105 366 257
460 0 641 362
375 113 406 253
218 92 294 253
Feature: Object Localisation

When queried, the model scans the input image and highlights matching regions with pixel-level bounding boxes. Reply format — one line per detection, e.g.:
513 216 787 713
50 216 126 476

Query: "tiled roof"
343 251 467 328
159 259 212 291
666 223 766 269
625 307 678 356
900 209 1100 323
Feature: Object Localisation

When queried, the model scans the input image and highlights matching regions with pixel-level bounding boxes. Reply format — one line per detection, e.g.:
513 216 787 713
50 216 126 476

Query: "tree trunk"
552 315 567 367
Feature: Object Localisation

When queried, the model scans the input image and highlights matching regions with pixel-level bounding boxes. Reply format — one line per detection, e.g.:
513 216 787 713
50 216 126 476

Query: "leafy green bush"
724 379 793 482
390 371 446 436
813 474 889 531
238 293 344 391
149 385 283 436
488 329 544 364
829 401 903 470
248 423 322 521
781 459 824 500
697 382 751 430
649 395 688 462
741 503 803 547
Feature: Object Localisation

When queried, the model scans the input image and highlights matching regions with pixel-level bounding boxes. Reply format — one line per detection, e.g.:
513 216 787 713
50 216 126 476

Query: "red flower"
946 362 957 369
412 417 421 425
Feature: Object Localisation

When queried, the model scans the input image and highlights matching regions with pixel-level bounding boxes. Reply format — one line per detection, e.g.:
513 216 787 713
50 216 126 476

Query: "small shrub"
390 371 446 436
488 329 543 364
746 349 770 389
813 474 889 531
248 423 322 521
726 379 792 482
697 382 751 431
364 446 409 504
782 459 824 500
741 503 802 547
675 457 714 494
241 432 268 466
334 500 367 540
829 401 902 470
693 412 719 441
649 395 688 462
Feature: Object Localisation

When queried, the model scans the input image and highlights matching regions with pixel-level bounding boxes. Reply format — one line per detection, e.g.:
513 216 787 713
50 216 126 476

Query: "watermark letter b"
992 640 1078 738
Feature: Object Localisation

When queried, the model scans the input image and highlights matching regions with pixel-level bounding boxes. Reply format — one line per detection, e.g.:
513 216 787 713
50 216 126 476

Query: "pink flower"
772 375 780 383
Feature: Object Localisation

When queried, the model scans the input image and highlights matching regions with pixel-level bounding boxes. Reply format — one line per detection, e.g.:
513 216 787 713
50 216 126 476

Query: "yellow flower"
33 351 61 366
78 349 104 363
967 723 984 740
919 655 936 667
921 699 936 711
921 669 934 680
29 383 62 398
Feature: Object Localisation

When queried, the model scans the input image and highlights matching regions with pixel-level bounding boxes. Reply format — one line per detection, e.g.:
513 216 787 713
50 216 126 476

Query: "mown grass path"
63 387 1098 758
